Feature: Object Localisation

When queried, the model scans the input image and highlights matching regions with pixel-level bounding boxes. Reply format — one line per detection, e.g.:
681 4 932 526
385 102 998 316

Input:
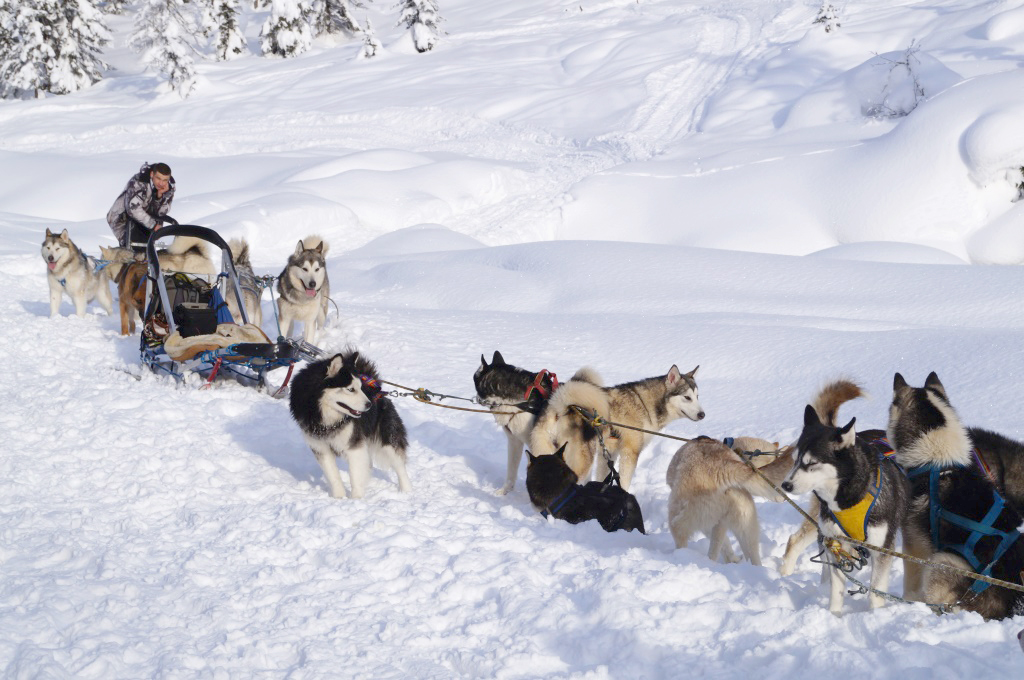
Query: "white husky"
41 228 114 318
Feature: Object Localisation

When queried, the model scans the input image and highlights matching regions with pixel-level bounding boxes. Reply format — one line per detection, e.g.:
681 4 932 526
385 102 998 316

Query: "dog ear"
314 241 324 254
924 372 947 398
479 354 488 368
526 449 536 462
60 229 70 241
804 404 821 428
295 240 305 256
686 365 699 378
893 373 908 391
666 365 682 386
554 442 567 460
492 350 505 366
326 354 344 378
46 228 53 237
837 417 857 448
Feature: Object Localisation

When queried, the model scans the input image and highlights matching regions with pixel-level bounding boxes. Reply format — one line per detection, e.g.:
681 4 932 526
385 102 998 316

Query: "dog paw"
495 483 514 496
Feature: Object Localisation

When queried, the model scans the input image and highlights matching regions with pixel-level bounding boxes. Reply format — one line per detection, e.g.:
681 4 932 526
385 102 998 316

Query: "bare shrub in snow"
865 42 927 119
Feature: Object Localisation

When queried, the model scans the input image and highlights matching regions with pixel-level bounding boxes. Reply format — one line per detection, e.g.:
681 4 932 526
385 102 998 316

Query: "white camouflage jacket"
106 162 176 245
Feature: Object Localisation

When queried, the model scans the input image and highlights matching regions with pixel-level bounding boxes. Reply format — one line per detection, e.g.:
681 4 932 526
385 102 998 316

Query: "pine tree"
128 0 200 97
395 0 441 53
358 17 380 59
208 0 247 60
0 0 109 99
261 0 314 57
310 0 363 37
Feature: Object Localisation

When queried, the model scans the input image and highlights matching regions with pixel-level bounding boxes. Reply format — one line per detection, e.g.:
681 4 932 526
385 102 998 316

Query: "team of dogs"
42 229 1024 619
42 227 331 343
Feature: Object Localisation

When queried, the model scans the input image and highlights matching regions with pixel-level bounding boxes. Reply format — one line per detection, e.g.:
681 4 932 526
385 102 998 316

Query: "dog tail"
164 235 210 258
228 238 251 266
529 379 610 457
300 235 330 256
570 366 602 386
811 379 863 427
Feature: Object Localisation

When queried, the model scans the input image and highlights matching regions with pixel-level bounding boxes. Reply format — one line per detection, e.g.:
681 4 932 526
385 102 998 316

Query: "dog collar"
358 373 384 401
543 484 579 517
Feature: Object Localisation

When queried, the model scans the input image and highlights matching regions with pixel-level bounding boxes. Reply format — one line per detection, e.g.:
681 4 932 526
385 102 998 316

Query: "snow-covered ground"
2 0 1024 677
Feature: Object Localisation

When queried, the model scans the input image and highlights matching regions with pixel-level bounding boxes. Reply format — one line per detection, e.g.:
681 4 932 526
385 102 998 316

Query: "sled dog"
155 235 217 280
667 436 793 565
277 236 330 344
289 350 411 499
226 238 263 327
473 351 560 495
42 228 114 318
781 380 911 615
887 372 1024 619
529 364 704 491
526 443 645 533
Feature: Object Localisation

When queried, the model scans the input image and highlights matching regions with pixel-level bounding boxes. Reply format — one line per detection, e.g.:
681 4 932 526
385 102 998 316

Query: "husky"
887 372 1024 619
526 443 645 533
277 236 330 344
529 364 704 491
288 350 411 499
41 228 114 318
226 238 263 327
781 380 911 615
473 351 560 495
667 437 793 565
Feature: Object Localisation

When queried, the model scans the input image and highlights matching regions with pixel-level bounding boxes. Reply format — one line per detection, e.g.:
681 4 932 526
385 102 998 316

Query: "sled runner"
139 222 322 395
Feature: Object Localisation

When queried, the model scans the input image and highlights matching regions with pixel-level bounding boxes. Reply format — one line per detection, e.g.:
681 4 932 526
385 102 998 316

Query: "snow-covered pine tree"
358 17 380 59
395 0 441 53
309 0 363 37
128 0 200 97
814 3 840 34
206 0 247 60
0 0 109 99
261 0 314 57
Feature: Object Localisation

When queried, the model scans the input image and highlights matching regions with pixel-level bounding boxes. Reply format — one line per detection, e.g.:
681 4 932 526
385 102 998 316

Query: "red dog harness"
524 369 558 401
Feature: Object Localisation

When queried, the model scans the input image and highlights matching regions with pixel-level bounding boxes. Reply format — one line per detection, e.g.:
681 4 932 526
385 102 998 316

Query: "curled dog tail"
570 366 602 386
300 235 330 256
163 235 208 257
811 379 863 427
228 238 251 266
529 378 610 457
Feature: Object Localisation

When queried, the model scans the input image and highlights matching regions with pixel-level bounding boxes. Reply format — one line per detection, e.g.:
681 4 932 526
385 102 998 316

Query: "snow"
2 0 1024 677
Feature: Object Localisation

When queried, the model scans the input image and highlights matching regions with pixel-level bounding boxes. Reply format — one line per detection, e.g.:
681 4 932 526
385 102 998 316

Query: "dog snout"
696 410 705 420
781 481 794 493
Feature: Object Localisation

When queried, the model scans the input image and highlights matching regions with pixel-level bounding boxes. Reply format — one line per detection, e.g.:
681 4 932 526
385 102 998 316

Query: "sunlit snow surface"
2 1 1024 677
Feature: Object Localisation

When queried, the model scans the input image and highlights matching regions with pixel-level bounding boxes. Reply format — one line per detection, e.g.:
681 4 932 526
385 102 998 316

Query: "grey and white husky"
529 365 704 491
227 238 263 327
277 236 330 344
887 372 1024 619
41 228 114 318
782 379 911 615
289 350 411 499
473 351 560 495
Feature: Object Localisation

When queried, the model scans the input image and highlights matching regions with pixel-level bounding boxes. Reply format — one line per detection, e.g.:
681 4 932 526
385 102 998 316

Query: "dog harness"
819 438 897 542
358 373 385 401
906 449 1021 594
524 369 558 401
56 252 108 289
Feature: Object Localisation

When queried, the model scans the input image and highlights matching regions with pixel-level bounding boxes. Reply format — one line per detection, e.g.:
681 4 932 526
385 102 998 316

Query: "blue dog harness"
906 449 1021 594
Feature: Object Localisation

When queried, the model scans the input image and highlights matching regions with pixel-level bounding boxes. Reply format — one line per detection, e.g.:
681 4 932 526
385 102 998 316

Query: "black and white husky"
289 350 411 499
473 351 560 495
782 380 910 615
41 228 114 317
277 236 330 344
888 372 1024 619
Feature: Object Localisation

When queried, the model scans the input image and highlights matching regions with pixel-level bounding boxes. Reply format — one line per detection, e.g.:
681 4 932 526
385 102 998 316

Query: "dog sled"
139 223 322 395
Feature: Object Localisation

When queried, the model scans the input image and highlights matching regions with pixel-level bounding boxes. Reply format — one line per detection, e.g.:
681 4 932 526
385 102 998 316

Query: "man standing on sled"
106 162 175 251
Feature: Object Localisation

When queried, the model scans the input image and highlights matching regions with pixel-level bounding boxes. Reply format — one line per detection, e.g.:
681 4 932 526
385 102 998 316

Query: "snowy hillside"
3 0 1024 677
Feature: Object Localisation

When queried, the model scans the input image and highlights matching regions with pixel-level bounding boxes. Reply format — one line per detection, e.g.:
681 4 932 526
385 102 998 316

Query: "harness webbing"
541 485 579 518
906 450 1022 594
